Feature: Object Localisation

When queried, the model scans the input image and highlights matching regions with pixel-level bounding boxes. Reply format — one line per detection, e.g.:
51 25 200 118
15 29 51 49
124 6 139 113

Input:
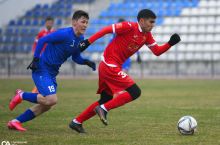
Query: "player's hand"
168 33 181 46
27 57 39 71
137 54 142 64
85 60 96 71
79 39 90 52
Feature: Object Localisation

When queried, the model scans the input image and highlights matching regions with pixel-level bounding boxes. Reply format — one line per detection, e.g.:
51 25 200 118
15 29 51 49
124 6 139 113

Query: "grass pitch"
0 78 220 145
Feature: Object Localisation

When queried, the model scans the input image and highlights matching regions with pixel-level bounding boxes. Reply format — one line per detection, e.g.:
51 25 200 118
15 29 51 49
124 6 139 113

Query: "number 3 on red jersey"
118 71 128 78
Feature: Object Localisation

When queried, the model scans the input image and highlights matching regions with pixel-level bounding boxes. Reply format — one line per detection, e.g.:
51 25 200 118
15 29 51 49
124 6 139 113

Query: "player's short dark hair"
45 16 54 22
118 18 125 23
72 10 89 20
137 9 156 21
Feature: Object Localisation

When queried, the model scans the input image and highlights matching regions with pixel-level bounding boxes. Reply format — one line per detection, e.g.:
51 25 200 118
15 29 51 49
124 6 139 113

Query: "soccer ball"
177 116 197 135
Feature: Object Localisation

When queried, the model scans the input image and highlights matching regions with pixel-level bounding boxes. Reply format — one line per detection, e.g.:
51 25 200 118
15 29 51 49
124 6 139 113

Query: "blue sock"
22 92 38 103
16 109 36 123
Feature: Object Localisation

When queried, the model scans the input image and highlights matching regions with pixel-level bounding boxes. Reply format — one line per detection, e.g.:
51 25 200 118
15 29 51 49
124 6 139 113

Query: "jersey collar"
137 22 143 32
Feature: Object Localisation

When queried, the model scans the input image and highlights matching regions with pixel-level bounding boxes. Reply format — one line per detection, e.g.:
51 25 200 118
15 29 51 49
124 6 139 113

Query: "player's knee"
47 98 57 106
45 95 58 106
98 91 113 104
126 84 141 100
37 94 44 98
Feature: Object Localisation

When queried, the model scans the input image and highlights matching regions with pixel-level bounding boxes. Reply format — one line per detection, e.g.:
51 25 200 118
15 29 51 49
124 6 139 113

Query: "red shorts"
97 61 135 96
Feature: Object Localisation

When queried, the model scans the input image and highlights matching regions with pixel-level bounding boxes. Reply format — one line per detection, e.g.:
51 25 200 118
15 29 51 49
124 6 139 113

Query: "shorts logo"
118 71 127 78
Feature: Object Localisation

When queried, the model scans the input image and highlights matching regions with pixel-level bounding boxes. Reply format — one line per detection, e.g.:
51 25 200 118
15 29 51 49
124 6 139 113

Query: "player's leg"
9 91 57 110
7 104 53 132
30 104 52 116
36 94 57 106
8 94 57 131
31 72 58 106
95 84 141 125
7 108 34 132
74 91 112 123
70 62 111 133
94 91 121 126
8 73 58 131
8 88 40 131
94 64 141 125
9 87 57 110
69 91 113 133
103 84 141 110
9 71 55 110
9 89 38 111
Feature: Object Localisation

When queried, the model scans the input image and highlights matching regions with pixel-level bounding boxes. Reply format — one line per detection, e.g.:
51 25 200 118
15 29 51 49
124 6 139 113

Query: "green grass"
0 78 220 145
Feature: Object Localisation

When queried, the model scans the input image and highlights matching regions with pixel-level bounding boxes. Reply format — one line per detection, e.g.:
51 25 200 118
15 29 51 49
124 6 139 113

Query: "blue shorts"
32 71 57 96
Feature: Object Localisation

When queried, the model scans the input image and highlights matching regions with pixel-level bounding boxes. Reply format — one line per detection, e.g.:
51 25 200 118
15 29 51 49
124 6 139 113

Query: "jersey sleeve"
88 21 133 43
146 33 171 56
34 30 67 58
72 37 87 64
71 53 86 65
88 25 113 43
113 21 133 35
145 32 157 48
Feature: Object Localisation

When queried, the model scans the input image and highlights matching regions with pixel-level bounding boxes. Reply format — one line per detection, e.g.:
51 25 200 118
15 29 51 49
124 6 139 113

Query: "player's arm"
147 33 181 56
27 30 66 70
78 25 113 52
72 54 96 71
34 30 66 58
79 21 133 52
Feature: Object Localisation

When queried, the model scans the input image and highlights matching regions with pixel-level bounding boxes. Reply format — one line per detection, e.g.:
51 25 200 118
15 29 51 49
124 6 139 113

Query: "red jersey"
88 21 171 67
104 22 156 66
32 28 55 53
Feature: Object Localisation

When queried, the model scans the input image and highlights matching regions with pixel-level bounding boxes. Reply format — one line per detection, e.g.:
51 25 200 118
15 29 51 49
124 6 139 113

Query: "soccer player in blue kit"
7 10 96 131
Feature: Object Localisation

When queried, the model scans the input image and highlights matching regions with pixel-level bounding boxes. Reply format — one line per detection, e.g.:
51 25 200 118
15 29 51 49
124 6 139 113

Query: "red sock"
75 101 99 123
104 92 133 111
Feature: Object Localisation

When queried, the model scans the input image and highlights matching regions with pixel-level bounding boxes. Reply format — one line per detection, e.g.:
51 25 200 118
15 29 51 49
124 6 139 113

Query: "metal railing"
1 50 220 78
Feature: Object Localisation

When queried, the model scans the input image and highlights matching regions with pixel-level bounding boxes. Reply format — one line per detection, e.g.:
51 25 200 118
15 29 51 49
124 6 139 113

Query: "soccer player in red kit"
69 9 181 133
32 16 55 53
31 16 55 93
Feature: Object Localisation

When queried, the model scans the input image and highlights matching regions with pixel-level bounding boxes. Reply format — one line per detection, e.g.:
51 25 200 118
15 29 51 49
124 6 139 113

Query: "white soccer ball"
177 116 197 135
